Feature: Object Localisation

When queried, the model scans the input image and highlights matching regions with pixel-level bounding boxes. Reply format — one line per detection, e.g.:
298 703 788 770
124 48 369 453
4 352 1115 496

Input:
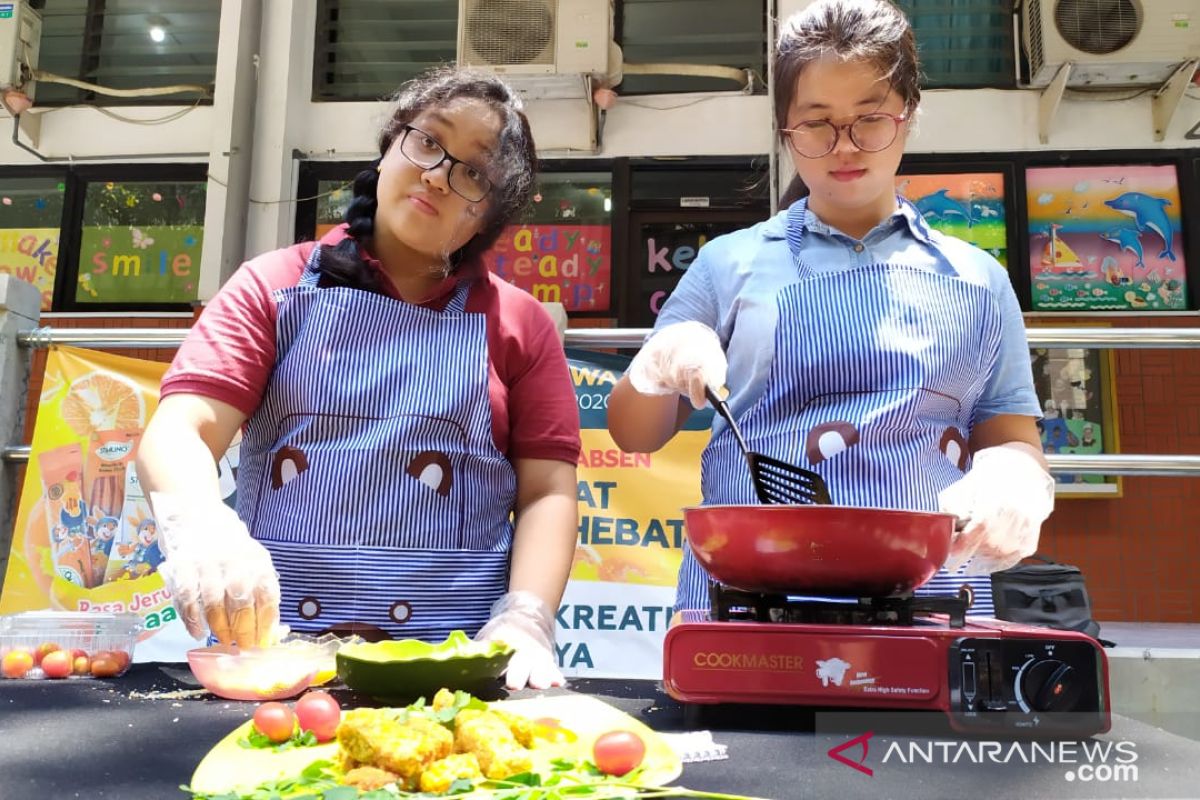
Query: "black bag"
990 555 1110 643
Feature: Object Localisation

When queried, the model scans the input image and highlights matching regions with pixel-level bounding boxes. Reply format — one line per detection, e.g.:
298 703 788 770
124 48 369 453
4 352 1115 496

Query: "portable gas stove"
663 585 1111 737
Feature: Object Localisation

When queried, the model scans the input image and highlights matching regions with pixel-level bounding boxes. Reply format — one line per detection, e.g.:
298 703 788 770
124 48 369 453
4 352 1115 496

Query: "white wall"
1 0 1197 300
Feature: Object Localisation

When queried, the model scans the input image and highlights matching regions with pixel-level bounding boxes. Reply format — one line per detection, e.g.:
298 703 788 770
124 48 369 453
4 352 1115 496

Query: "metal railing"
6 326 1200 478
15 326 1200 351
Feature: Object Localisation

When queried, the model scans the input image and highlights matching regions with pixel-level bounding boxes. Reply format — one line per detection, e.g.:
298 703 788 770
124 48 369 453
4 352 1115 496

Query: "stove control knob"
1020 659 1082 712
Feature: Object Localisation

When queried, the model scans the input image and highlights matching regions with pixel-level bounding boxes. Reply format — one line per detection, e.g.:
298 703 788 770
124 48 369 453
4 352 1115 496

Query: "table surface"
2 665 1198 800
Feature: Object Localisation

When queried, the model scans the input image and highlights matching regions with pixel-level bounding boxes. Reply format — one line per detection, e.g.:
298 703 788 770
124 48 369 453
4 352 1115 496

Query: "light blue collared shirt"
650 198 1041 439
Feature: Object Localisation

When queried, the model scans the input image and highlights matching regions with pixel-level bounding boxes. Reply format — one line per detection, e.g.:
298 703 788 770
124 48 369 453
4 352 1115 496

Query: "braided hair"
317 66 538 293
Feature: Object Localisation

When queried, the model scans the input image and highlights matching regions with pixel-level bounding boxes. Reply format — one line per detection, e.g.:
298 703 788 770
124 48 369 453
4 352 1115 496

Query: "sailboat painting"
1026 164 1187 311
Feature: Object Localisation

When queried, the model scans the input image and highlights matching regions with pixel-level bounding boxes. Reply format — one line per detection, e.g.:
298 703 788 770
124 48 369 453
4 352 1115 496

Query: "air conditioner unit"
458 0 618 82
1020 0 1200 87
0 0 42 99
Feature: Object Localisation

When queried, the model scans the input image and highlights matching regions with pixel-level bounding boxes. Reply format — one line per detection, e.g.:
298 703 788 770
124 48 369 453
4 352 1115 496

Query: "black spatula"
706 386 833 505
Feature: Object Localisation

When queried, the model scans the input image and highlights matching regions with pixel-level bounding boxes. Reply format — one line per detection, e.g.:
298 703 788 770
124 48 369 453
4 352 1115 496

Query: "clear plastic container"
185 632 352 701
0 611 141 680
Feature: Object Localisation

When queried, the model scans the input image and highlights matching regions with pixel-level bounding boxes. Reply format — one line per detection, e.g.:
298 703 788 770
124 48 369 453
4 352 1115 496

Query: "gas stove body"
662 590 1111 738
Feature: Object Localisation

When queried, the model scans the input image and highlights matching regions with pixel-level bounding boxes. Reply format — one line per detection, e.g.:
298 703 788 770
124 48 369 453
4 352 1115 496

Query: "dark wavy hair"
318 66 538 293
775 0 919 207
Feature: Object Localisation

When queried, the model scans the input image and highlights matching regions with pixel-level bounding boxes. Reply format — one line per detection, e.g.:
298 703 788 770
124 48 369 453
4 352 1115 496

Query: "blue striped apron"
677 199 1004 616
236 246 517 640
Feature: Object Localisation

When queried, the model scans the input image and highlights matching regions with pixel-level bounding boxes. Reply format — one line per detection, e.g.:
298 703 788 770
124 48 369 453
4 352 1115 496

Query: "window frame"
31 0 219 108
0 162 208 313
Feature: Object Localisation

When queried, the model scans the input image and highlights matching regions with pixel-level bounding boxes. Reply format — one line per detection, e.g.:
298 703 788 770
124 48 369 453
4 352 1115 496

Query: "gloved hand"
938 444 1055 576
151 492 281 649
627 320 728 409
475 590 564 690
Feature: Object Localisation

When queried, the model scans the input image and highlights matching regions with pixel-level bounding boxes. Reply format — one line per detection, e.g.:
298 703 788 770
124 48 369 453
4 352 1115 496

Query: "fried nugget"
336 708 453 786
343 766 400 792
453 709 533 779
492 709 536 748
418 753 483 794
478 741 533 780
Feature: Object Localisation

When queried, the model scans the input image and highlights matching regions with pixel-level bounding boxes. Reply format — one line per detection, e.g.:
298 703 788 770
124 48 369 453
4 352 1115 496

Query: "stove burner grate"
710 584 973 629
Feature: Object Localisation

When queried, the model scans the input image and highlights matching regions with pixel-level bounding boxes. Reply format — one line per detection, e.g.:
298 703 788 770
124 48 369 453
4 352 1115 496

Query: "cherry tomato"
33 642 61 667
102 650 131 670
89 656 122 678
294 691 341 742
253 702 296 743
2 649 34 679
40 649 73 679
592 730 646 776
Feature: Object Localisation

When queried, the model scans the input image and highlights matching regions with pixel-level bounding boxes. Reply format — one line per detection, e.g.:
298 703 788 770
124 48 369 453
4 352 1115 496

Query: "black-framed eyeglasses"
780 112 908 159
397 125 493 202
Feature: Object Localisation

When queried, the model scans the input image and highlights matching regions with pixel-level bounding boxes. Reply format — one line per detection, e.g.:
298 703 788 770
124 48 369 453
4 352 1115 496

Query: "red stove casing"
663 611 1111 737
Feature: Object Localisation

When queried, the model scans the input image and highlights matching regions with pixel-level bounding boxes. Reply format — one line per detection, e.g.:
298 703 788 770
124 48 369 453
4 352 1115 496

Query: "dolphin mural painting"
1099 227 1146 270
1103 192 1176 261
914 188 973 228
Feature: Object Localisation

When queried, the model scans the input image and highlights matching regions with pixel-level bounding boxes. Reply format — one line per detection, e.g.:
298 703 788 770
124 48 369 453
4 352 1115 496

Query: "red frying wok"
684 504 955 597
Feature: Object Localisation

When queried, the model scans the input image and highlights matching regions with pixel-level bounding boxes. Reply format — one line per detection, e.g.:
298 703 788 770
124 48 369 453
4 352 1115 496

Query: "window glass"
316 179 355 238
0 177 65 310
76 181 206 304
619 0 765 94
35 0 219 105
314 0 457 101
482 173 613 312
894 0 1014 88
631 166 768 208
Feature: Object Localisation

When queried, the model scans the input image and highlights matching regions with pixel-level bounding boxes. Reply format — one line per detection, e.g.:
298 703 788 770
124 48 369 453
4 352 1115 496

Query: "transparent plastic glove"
474 590 564 690
938 444 1056 576
627 321 728 409
151 492 281 649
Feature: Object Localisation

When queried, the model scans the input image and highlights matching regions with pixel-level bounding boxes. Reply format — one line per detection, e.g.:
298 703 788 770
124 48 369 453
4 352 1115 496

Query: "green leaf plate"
335 630 514 702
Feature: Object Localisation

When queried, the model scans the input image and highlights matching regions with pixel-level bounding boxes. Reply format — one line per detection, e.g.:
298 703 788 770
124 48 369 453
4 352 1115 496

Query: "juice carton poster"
0 347 238 661
1026 164 1187 311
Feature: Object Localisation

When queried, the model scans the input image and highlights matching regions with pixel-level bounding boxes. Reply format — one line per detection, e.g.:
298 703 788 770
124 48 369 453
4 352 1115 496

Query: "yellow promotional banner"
560 349 709 679
0 347 240 661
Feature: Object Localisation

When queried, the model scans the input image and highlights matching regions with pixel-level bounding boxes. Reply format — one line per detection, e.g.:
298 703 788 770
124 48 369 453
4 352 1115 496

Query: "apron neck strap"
785 198 810 262
444 279 472 314
299 243 323 287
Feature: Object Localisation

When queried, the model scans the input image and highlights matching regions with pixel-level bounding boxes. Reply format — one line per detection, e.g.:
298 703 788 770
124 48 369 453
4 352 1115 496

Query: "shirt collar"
320 223 463 305
762 195 935 247
896 196 936 246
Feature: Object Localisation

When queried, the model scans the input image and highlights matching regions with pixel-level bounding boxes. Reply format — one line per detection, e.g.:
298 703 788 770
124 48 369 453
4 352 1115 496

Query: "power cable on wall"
30 69 211 100
207 172 353 207
6 67 212 161
18 98 207 125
